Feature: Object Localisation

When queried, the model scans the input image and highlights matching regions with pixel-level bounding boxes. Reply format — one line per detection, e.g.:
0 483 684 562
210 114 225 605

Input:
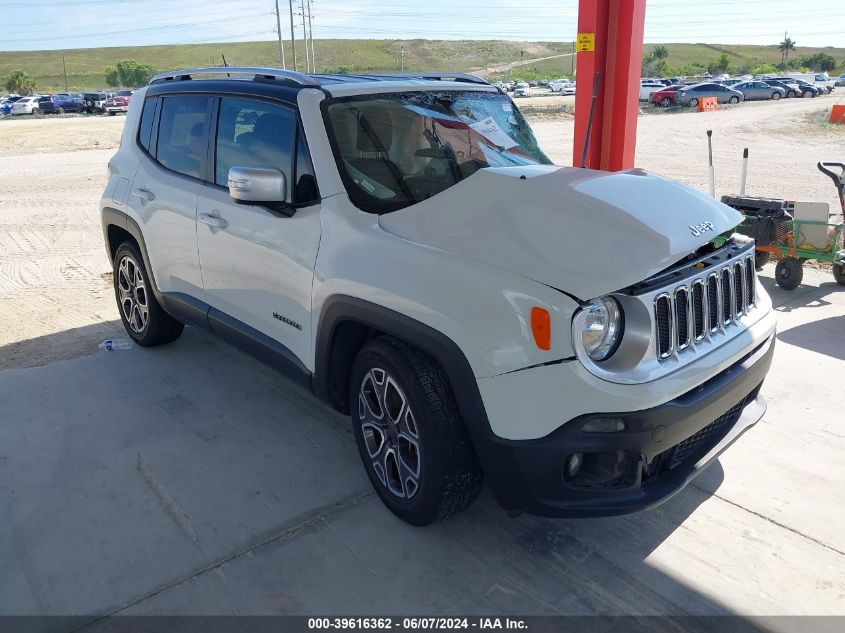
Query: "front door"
196 96 322 368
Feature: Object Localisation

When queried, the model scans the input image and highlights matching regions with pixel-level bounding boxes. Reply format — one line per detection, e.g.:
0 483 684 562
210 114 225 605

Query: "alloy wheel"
358 367 421 499
117 255 149 334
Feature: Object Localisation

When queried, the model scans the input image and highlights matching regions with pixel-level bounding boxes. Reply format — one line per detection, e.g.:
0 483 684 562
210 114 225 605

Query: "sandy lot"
0 97 843 368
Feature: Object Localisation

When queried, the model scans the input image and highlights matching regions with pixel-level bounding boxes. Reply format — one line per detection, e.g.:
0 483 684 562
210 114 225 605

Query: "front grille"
655 294 672 358
669 398 746 468
654 254 756 361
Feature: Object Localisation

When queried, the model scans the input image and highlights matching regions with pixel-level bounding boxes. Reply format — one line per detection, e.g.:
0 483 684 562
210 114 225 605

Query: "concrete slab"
1 268 843 621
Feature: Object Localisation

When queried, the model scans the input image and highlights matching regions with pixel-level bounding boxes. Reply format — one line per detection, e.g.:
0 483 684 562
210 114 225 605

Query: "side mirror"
228 165 288 208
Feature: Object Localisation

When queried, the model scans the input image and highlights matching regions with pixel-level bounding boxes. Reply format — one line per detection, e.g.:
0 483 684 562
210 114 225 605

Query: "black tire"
113 241 184 346
788 90 796 98
771 92 781 100
57 106 65 115
31 107 39 115
728 96 740 104
108 111 115 116
775 257 804 290
802 90 813 98
833 263 845 286
688 98 699 108
755 250 772 269
350 336 483 526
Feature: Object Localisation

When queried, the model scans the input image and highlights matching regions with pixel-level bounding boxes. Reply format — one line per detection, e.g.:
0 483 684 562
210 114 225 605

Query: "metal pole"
62 54 68 92
306 0 315 72
274 0 286 69
288 0 297 71
300 0 310 73
400 46 405 72
707 130 716 198
740 148 748 196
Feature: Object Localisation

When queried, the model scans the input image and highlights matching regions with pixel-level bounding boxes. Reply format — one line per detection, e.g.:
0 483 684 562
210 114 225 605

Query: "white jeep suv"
100 67 777 525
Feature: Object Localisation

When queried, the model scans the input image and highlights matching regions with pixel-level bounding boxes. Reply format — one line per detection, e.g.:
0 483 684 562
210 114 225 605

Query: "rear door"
196 96 322 367
126 93 209 298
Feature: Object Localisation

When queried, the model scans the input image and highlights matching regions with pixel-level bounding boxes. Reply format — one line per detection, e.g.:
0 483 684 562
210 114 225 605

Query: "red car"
649 84 685 107
104 90 133 115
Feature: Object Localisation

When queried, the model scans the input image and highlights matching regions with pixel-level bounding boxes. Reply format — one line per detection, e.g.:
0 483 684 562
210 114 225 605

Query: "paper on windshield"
469 116 518 149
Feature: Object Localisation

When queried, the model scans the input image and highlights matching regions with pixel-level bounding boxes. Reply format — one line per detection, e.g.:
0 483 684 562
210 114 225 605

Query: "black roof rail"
353 72 489 85
149 67 319 87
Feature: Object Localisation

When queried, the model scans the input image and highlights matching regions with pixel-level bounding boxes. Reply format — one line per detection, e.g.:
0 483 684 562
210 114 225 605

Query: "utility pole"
274 0 286 69
288 0 297 71
400 45 405 72
299 0 310 73
306 0 315 73
62 54 68 92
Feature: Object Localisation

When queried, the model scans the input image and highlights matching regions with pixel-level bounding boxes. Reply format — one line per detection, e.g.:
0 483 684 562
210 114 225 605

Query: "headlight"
580 296 623 361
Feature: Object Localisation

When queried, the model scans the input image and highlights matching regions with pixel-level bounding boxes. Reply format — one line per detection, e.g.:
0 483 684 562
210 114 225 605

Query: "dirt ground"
0 95 844 368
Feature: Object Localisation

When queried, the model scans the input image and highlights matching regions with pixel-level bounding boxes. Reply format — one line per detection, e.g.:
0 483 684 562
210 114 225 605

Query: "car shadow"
0 322 768 628
778 314 845 361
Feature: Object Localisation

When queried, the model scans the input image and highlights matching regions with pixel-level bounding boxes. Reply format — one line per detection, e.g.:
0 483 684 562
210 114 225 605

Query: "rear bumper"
476 333 775 517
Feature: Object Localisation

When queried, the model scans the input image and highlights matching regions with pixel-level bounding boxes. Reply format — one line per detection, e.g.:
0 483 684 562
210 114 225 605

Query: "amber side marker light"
531 307 551 350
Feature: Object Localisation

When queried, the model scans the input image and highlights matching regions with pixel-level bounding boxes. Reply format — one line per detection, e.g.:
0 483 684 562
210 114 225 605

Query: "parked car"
836 74 845 87
83 92 110 113
550 80 575 95
104 90 133 115
10 96 41 115
675 82 744 106
512 82 531 97
771 77 820 98
639 80 665 101
649 84 685 107
37 94 85 114
764 79 799 98
100 67 776 526
731 81 786 101
788 72 835 94
0 95 22 115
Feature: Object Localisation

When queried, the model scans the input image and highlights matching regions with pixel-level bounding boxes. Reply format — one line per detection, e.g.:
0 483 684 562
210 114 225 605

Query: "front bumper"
105 105 128 113
476 333 775 517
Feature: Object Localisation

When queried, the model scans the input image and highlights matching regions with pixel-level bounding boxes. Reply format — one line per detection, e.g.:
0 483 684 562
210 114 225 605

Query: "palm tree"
4 69 37 96
652 45 669 61
778 35 796 67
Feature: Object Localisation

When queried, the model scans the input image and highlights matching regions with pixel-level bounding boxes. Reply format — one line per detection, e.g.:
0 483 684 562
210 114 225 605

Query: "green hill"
1 39 843 92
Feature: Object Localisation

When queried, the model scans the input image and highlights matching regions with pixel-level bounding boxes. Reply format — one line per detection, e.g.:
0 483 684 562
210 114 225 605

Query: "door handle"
131 188 155 201
199 212 229 229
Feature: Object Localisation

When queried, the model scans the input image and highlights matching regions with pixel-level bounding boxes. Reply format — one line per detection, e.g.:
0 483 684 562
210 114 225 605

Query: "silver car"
732 81 786 101
675 82 744 107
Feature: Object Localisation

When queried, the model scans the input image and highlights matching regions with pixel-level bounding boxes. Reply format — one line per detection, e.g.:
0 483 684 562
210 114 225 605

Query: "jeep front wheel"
350 337 483 526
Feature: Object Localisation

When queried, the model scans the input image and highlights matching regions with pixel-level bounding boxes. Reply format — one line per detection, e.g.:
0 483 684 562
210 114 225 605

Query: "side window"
137 97 157 153
294 129 319 204
215 97 295 192
155 95 209 179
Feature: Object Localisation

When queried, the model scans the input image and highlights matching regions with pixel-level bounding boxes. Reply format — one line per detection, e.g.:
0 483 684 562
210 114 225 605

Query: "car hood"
378 166 743 299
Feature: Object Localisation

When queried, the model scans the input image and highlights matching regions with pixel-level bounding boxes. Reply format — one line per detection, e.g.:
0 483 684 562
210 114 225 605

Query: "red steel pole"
572 0 647 172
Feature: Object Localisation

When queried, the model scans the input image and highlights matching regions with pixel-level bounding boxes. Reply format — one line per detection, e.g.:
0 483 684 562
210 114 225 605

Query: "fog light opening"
566 453 583 478
581 418 627 433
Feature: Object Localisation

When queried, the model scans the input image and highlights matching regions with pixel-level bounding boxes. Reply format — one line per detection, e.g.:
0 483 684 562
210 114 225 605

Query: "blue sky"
1 0 843 52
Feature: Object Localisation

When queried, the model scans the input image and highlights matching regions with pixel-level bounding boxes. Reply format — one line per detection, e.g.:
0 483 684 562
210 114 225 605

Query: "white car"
551 81 576 95
788 72 835 94
512 82 531 97
10 96 41 115
100 67 777 526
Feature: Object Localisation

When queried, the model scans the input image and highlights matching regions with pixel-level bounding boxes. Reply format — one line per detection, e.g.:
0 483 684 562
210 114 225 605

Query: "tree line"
2 59 156 95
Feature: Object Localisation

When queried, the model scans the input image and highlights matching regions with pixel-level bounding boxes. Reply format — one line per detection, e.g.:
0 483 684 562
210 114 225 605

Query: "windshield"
324 90 551 214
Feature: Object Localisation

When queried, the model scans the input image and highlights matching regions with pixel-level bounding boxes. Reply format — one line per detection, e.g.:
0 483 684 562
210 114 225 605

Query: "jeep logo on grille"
689 221 716 237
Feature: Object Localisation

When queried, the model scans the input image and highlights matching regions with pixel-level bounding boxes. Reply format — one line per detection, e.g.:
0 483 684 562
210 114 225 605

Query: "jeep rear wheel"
113 241 184 346
350 337 483 526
